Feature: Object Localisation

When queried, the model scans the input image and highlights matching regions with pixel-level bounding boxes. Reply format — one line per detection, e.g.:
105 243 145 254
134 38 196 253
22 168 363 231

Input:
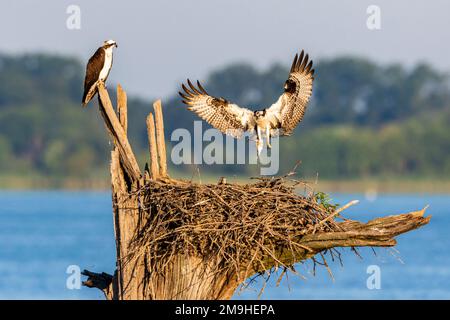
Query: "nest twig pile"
82 86 429 300
127 176 343 282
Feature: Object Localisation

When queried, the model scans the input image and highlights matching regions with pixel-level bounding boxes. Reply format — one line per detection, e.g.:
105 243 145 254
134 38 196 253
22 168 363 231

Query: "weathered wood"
146 113 159 179
252 207 430 276
110 150 124 300
97 82 141 182
84 84 431 300
153 100 168 177
117 84 127 134
110 149 146 299
142 255 239 299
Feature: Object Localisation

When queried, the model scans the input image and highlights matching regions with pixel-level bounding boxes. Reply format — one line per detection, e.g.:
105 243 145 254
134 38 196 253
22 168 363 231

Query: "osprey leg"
256 126 263 155
266 125 272 149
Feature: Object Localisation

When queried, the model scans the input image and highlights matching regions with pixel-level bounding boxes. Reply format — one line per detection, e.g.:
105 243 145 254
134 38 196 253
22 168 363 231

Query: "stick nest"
127 177 341 281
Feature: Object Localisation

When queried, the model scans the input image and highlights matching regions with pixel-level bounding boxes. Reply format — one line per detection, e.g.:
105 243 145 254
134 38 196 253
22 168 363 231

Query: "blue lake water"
0 191 448 300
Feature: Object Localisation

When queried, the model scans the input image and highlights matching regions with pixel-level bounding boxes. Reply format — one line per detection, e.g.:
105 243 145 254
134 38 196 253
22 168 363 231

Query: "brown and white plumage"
266 50 315 136
180 80 255 138
82 40 117 106
179 50 315 155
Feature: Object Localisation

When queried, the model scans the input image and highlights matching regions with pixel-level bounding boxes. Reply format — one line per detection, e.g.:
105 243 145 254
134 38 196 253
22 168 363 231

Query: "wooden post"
97 82 141 183
117 84 127 134
153 100 168 177
112 85 128 300
110 150 145 299
146 113 159 179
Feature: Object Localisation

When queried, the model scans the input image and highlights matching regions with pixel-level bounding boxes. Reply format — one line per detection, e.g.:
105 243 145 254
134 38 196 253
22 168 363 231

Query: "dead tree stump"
82 83 430 300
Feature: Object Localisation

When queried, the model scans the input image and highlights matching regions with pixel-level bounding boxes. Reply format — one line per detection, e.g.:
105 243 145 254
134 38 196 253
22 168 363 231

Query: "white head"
254 110 266 119
102 39 118 48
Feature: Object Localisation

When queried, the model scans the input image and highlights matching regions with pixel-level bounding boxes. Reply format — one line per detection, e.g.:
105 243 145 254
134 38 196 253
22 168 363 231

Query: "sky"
0 0 449 99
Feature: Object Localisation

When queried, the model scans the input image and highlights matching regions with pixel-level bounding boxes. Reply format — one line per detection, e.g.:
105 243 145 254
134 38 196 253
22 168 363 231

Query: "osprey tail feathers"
81 81 99 107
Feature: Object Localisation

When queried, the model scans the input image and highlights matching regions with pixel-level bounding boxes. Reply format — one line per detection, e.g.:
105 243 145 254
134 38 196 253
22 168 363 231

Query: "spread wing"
179 80 255 137
266 50 315 136
82 47 105 106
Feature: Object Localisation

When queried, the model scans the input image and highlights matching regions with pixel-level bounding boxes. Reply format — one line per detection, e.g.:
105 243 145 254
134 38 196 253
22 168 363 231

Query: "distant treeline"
0 53 449 182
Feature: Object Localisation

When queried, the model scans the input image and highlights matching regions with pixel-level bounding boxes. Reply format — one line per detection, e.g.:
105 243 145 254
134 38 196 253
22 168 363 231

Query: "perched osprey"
179 50 315 155
82 40 118 106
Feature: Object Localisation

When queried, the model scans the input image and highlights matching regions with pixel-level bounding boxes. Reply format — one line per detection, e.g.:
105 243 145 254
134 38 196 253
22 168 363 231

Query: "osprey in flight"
82 40 118 106
179 50 315 155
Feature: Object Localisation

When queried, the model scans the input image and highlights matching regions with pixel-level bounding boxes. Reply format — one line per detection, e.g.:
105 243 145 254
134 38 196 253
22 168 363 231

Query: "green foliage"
0 135 12 168
314 191 339 211
280 109 450 178
0 52 449 184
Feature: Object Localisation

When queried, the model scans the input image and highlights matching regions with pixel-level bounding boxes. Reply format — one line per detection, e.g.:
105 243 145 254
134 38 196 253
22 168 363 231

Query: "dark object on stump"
82 83 430 300
81 270 113 290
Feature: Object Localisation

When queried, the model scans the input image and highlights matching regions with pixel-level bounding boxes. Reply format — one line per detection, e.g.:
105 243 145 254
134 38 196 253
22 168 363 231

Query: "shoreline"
1 175 450 194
